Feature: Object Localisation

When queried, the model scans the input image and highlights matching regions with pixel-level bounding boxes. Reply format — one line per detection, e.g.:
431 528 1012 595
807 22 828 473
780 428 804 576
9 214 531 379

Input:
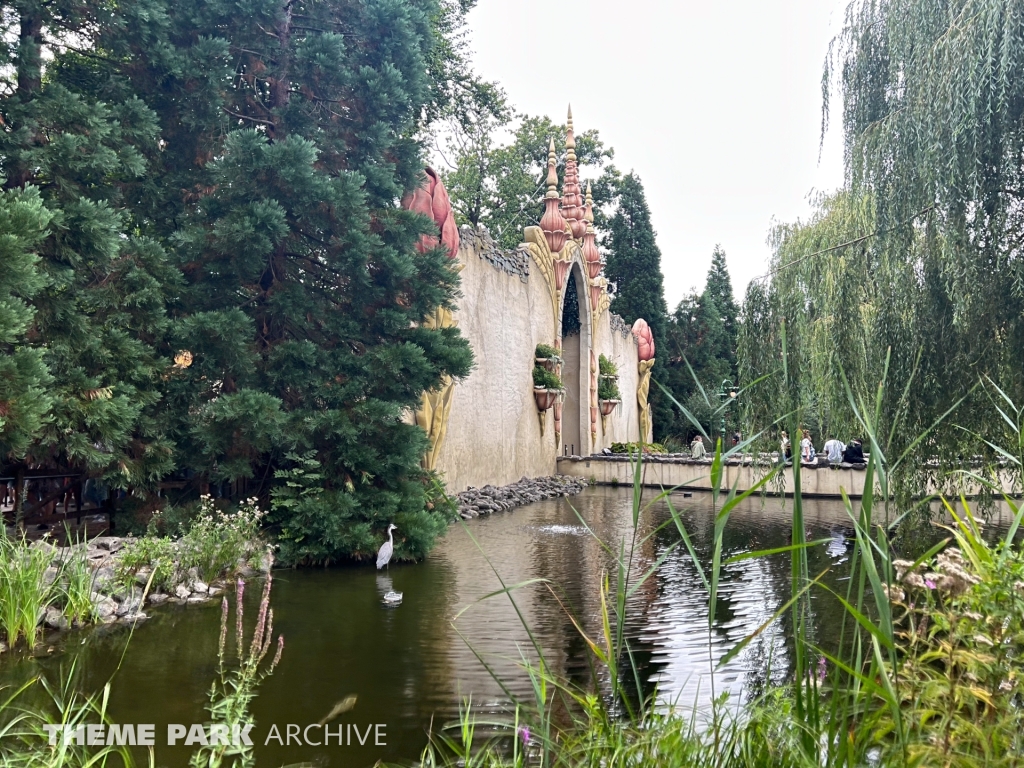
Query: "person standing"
800 430 815 464
780 431 792 462
823 437 845 466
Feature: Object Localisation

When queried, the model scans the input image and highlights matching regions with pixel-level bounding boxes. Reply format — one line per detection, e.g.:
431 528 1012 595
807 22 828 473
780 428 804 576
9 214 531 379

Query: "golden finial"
565 105 576 153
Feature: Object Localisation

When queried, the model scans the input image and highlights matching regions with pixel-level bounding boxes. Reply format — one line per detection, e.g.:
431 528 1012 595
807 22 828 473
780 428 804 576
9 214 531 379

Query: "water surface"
2 487 1015 766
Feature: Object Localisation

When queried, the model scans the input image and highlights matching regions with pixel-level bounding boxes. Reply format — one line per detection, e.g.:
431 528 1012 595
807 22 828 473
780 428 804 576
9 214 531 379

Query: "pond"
1 486 1015 766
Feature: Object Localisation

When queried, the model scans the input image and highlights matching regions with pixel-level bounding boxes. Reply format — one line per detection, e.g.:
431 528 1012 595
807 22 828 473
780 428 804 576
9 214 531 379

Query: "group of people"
780 432 865 465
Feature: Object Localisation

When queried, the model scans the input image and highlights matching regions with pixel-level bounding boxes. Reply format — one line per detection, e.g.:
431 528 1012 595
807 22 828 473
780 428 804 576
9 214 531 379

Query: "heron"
376 524 397 570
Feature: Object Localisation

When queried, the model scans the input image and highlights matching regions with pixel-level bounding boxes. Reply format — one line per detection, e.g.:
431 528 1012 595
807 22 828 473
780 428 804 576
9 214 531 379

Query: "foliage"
608 441 667 454
114 536 177 593
0 0 480 562
598 354 618 376
536 343 561 360
189 576 283 768
663 249 740 441
742 0 1024 490
55 545 96 626
533 365 564 391
0 532 56 648
441 113 620 249
597 376 620 402
0 669 133 768
604 173 671 441
179 496 265 582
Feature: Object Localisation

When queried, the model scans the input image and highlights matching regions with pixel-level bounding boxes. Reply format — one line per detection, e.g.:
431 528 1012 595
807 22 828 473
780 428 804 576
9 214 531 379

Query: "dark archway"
560 264 589 456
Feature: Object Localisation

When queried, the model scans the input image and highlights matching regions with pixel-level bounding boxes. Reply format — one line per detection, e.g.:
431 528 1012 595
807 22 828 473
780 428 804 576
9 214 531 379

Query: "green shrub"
533 365 563 390
179 496 265 581
114 536 177 592
609 441 667 454
598 377 620 401
598 353 618 376
535 343 560 360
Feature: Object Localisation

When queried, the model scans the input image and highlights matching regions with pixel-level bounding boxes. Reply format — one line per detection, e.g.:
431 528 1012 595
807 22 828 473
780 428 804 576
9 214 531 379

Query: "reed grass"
412 363 1024 768
0 530 58 649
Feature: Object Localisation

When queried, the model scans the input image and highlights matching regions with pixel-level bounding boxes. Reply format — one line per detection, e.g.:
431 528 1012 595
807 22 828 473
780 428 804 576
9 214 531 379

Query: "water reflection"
1 488 1018 767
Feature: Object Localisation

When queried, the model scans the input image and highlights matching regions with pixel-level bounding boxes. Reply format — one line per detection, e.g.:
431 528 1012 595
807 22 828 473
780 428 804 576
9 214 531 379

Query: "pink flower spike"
517 726 530 745
925 579 937 589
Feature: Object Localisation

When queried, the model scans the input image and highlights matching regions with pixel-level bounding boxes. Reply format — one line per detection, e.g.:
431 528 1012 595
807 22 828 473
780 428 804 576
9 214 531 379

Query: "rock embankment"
456 475 588 520
27 536 269 635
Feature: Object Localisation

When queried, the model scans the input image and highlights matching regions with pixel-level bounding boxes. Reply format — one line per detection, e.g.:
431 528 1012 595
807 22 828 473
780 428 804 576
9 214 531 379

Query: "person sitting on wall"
823 437 845 468
691 435 707 460
843 438 865 464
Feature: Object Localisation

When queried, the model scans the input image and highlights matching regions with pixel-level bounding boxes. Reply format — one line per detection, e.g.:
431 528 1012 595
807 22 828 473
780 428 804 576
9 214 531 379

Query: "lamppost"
718 379 739 447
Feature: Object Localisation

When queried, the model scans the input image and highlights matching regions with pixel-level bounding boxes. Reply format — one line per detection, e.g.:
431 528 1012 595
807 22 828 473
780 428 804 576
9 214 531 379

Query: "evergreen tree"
116 0 473 563
604 173 670 440
704 245 739 374
0 187 52 459
0 0 176 490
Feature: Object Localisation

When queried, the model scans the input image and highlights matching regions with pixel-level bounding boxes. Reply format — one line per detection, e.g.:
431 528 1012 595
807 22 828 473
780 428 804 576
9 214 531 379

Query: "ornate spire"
540 136 568 254
581 181 601 279
561 105 586 240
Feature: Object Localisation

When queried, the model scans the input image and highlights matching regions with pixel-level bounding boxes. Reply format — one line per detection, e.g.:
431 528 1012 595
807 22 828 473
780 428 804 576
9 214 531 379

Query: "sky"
464 0 849 308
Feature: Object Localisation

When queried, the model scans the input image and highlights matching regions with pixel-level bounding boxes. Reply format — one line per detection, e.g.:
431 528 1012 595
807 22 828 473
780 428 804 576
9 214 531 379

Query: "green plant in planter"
535 343 561 360
533 365 563 390
598 353 618 376
598 376 620 401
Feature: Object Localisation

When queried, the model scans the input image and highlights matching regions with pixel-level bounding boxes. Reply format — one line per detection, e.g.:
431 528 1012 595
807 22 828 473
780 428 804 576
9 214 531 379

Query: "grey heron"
376 524 397 570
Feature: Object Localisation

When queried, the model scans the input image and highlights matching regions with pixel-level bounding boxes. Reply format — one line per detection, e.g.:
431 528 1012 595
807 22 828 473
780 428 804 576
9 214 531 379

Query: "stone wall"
434 227 643 493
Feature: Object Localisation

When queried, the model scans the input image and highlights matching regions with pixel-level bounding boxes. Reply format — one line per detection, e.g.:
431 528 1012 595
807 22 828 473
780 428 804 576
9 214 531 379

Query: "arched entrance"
560 263 590 456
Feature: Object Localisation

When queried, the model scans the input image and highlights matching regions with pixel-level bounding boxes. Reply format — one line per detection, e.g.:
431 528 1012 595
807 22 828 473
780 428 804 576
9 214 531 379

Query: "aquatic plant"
415 370 1024 767
0 531 57 648
0 663 133 768
56 543 95 626
189 576 284 768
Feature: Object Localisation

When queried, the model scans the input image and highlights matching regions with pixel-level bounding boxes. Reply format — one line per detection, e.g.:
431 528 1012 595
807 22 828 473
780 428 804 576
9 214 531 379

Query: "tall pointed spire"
540 136 568 254
582 181 602 279
561 105 586 240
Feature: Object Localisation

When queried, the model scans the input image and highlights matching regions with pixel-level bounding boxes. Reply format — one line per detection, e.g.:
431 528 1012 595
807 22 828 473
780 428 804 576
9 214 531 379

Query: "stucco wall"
435 227 643 492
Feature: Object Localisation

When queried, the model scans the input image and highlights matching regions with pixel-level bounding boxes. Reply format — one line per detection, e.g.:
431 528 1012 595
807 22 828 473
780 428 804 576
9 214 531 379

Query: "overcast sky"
464 0 849 308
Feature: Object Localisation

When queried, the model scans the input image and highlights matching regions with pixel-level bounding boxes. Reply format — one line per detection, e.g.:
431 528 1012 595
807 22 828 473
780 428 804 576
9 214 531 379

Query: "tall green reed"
0 531 57 648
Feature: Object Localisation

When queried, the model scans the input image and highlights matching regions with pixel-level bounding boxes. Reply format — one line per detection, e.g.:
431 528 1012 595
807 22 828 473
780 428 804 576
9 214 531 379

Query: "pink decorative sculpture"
581 182 602 280
401 167 459 259
540 138 568 254
561 107 587 241
632 318 655 361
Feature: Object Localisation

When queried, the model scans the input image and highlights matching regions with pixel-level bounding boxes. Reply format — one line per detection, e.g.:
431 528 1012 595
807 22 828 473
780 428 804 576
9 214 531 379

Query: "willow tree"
740 0 1024 490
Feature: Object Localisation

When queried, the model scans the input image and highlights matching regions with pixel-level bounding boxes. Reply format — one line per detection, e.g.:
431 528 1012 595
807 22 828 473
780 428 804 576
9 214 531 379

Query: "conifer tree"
117 0 473 562
0 0 176 490
604 173 670 440
704 245 739 374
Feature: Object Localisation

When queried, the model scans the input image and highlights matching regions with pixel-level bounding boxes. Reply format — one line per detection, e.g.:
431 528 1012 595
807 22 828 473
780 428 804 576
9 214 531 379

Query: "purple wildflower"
925 579 936 589
517 726 531 745
817 656 827 683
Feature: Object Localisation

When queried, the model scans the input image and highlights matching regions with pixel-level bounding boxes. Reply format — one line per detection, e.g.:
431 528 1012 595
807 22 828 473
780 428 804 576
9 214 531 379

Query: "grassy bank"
0 496 267 653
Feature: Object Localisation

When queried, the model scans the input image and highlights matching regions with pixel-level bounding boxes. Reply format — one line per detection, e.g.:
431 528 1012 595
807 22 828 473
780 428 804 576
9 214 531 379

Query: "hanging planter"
534 387 560 411
535 343 562 373
598 398 620 417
